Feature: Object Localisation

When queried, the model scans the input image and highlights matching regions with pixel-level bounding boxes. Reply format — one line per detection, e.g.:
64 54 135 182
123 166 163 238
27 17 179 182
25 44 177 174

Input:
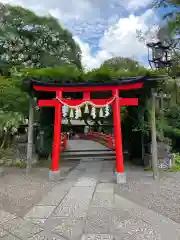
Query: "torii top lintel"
32 78 145 107
33 82 143 93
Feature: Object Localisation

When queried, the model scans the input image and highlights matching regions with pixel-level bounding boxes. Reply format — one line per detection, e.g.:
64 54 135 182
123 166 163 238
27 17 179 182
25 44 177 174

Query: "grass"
144 166 152 171
144 165 180 172
166 165 180 172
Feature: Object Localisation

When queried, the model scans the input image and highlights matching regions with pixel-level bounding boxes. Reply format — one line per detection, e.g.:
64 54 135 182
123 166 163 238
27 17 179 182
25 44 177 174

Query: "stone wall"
0 134 37 166
144 141 172 168
15 134 37 164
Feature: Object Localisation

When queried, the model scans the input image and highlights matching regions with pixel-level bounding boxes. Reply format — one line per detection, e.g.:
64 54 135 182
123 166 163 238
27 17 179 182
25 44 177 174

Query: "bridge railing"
84 131 114 150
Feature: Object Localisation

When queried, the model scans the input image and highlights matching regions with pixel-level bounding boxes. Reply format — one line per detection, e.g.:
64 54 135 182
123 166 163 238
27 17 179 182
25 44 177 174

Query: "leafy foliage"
100 57 146 72
154 0 180 35
173 152 180 164
0 76 29 116
21 64 164 93
0 110 25 148
0 3 82 73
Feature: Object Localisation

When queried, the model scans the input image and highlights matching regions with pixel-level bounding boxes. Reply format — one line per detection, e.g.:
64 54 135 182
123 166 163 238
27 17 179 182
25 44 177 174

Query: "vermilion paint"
51 90 62 171
33 82 143 173
113 89 124 173
33 82 143 93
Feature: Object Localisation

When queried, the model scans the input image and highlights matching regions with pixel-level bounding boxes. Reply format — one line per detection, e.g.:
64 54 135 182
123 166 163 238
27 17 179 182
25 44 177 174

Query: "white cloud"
73 36 111 70
123 0 153 10
74 9 158 70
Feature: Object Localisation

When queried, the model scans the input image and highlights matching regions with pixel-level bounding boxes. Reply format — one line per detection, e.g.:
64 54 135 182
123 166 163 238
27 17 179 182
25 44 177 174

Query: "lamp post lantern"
146 37 179 178
147 42 172 70
147 38 180 72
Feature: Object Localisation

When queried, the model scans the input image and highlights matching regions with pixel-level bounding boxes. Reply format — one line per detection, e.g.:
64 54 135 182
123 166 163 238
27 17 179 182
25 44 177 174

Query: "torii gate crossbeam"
33 82 143 183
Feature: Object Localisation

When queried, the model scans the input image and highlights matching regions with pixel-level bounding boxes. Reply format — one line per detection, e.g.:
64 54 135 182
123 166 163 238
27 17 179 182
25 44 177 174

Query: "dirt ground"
0 161 78 217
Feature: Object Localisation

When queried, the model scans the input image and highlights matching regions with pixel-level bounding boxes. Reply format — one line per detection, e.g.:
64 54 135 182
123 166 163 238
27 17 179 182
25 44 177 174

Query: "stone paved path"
1 160 180 239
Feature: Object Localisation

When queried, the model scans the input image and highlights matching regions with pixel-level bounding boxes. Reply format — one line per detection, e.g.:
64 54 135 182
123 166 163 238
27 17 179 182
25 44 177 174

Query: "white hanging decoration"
99 108 104 118
78 107 82 118
62 105 69 118
91 106 96 119
75 107 82 119
84 104 89 114
105 105 110 117
75 108 78 119
69 108 74 118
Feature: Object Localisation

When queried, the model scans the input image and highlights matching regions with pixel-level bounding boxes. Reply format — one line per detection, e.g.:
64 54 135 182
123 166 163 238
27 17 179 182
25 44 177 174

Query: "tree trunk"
151 89 159 180
26 97 34 174
0 132 8 148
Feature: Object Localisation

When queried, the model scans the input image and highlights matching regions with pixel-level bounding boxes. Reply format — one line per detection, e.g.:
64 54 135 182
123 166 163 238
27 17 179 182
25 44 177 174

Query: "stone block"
0 227 8 237
2 218 42 239
84 207 111 234
75 177 97 187
28 230 65 239
52 217 84 240
49 170 61 182
91 192 114 208
81 234 114 240
116 172 126 184
0 210 16 225
96 183 114 193
24 205 55 219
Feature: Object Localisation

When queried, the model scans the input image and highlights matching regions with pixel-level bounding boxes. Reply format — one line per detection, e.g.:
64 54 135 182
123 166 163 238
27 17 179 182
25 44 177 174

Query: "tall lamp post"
146 40 176 179
147 37 180 177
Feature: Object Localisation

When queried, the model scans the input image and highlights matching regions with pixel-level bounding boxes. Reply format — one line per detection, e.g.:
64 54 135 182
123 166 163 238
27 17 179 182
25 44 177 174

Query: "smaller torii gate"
33 80 143 183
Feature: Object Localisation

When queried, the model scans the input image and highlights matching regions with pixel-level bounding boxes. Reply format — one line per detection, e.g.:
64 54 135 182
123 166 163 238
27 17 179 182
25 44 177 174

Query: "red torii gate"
33 81 143 183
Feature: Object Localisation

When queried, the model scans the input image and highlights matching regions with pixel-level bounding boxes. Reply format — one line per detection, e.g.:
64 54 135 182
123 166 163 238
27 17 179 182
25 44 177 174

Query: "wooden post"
160 92 164 139
26 96 34 174
141 107 145 163
151 89 159 180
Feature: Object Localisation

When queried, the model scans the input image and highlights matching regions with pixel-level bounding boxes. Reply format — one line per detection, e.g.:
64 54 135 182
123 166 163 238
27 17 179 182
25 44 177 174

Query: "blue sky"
0 0 168 70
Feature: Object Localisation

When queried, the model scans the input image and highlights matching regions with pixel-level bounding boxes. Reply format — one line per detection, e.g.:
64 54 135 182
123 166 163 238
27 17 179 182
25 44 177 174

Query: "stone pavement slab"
0 227 9 237
2 155 180 239
24 206 56 220
0 210 17 225
52 186 95 218
51 217 84 240
28 230 66 239
81 234 114 240
2 218 43 239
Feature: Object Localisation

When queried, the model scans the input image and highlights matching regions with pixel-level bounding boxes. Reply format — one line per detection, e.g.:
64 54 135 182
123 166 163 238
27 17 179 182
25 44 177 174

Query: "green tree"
0 76 28 116
0 3 82 74
155 0 180 35
100 57 145 72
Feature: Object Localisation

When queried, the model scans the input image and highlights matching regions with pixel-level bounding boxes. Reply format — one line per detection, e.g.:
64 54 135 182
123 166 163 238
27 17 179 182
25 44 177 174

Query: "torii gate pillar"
113 89 126 183
34 81 143 183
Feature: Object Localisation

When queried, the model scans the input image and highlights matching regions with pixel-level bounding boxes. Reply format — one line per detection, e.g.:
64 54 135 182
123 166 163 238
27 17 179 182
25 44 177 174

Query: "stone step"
64 148 114 153
62 155 116 160
61 151 115 158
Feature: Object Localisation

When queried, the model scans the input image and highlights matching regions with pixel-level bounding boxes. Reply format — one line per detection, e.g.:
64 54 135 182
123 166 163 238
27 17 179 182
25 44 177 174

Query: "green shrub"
0 147 15 166
173 152 180 165
0 148 14 159
167 165 180 172
14 161 26 168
